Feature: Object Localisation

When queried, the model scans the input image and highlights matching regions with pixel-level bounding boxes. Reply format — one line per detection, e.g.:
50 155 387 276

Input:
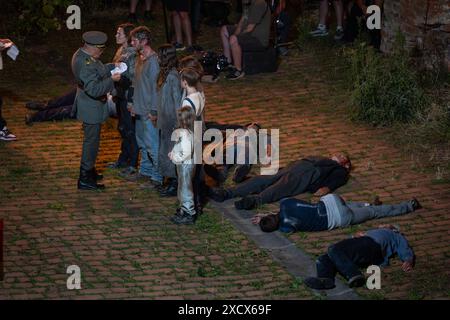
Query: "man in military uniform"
72 31 121 190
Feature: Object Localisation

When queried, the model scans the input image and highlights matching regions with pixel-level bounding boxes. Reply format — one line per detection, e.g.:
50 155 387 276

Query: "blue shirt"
365 229 414 267
279 198 328 233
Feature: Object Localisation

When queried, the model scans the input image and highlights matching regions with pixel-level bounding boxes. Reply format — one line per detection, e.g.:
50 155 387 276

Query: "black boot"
78 168 105 190
159 178 178 197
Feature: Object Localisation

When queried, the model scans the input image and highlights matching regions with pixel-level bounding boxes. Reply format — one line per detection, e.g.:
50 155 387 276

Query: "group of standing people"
72 24 206 225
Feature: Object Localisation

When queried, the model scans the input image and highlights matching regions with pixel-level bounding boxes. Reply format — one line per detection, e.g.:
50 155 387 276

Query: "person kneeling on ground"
209 153 351 210
252 195 422 232
303 225 415 290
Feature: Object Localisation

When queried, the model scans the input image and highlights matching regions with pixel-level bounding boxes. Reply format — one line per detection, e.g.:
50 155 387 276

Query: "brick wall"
381 0 450 71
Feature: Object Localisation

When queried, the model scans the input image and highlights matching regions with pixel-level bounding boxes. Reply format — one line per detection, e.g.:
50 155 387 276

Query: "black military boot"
78 168 105 190
159 178 177 197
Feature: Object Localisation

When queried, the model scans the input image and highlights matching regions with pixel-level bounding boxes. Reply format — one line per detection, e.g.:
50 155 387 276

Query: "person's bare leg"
229 35 242 70
172 12 183 44
130 0 138 13
180 11 193 47
333 0 344 28
221 26 232 63
319 0 329 26
145 0 152 11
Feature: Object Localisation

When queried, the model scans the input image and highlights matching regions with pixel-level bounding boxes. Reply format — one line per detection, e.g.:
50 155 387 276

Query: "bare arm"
234 16 245 36
251 214 266 225
242 23 256 34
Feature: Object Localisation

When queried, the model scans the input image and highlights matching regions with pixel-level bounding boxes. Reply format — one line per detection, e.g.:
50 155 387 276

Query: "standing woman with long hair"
156 44 182 197
109 23 139 174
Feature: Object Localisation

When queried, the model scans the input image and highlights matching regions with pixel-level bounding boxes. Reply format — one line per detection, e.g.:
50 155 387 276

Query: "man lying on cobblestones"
209 153 351 210
303 224 416 290
252 195 422 233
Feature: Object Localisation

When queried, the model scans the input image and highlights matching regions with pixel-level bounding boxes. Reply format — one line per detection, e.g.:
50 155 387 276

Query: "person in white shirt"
179 67 206 215
169 106 197 225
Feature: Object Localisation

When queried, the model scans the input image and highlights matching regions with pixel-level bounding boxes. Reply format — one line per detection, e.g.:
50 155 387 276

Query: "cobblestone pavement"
0 6 448 300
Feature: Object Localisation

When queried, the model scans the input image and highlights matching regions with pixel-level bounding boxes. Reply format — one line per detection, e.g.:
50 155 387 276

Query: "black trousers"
345 4 381 49
30 89 76 122
31 105 74 122
116 97 139 168
229 165 315 204
317 236 384 281
0 96 6 129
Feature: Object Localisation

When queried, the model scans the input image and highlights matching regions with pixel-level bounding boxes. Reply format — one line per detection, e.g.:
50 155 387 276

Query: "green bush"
347 33 428 126
2 0 114 37
9 0 72 36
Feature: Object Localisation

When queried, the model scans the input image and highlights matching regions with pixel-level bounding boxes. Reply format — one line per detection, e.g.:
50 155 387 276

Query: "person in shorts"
164 0 194 51
220 0 271 80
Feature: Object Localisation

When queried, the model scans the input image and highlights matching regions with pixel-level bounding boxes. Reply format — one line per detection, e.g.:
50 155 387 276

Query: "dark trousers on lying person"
27 89 76 122
204 163 252 184
47 88 76 109
229 165 316 204
30 104 74 122
317 236 384 282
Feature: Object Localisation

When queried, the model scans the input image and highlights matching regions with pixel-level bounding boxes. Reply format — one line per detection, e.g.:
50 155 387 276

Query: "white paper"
7 45 19 61
111 62 127 75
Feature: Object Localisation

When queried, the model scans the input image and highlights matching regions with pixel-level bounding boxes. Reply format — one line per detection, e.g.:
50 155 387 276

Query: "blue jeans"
177 164 196 216
316 236 384 281
135 117 162 183
339 199 413 227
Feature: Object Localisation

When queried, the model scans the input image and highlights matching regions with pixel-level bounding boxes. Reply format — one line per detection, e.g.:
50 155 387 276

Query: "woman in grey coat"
156 44 182 196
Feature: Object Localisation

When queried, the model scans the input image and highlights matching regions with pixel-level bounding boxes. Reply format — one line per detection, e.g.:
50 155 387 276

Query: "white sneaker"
310 25 328 37
334 27 344 41
0 126 17 141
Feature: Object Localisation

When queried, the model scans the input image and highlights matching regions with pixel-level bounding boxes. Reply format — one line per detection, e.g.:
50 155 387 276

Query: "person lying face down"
303 224 415 290
209 153 352 210
252 194 422 233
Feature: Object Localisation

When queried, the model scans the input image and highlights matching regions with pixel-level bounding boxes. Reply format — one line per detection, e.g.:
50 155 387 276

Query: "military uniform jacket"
71 48 115 124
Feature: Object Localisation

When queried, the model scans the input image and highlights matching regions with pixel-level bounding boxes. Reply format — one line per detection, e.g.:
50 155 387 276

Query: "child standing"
179 67 206 215
156 44 182 197
169 106 197 225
